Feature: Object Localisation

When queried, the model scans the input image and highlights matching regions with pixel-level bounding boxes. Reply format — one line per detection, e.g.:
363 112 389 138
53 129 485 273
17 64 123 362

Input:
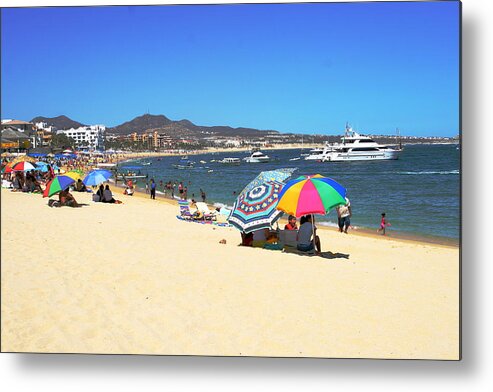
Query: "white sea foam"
317 221 339 228
317 221 360 230
399 170 459 175
213 202 234 210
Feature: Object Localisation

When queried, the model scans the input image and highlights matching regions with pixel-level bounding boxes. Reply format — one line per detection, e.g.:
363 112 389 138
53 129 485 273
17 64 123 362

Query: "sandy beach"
1 188 459 359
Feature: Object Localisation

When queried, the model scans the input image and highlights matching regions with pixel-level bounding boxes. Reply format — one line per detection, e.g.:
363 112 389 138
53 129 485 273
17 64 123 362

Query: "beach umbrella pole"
312 214 316 251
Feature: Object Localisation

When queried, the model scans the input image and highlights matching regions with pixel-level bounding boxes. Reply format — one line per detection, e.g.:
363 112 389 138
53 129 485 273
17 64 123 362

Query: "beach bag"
48 199 60 208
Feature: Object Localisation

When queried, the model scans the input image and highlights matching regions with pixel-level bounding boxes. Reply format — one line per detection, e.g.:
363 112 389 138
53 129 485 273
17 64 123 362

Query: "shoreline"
110 180 459 249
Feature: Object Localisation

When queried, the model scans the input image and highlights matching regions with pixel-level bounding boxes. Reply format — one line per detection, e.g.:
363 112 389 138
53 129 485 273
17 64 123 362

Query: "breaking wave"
398 170 459 175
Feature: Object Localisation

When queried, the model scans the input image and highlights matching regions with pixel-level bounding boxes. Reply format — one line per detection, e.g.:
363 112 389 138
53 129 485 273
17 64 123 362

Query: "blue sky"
1 2 460 136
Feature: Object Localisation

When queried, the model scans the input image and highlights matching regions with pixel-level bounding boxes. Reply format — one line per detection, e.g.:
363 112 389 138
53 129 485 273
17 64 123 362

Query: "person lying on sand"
58 189 80 207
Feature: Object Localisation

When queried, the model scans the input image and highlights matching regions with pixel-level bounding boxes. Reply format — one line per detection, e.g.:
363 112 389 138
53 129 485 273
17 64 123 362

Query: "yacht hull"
322 150 400 162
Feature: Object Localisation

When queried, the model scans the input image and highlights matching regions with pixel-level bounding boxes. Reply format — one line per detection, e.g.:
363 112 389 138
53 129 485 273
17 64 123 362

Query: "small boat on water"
244 150 270 163
172 158 194 169
115 166 148 182
219 157 241 165
199 160 207 164
304 146 328 161
142 162 151 166
289 157 301 161
96 163 117 168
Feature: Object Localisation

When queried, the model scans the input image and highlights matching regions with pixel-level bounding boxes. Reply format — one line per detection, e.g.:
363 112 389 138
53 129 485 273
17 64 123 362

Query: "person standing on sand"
336 197 352 234
145 181 149 194
178 182 184 198
150 178 156 200
377 212 391 235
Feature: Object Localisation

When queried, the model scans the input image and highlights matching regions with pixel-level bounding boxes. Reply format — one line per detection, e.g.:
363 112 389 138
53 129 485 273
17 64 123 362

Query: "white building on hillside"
35 121 56 133
57 125 105 150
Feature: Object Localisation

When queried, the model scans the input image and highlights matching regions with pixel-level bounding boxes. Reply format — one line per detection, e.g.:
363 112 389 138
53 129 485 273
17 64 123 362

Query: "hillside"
30 115 86 130
108 114 280 138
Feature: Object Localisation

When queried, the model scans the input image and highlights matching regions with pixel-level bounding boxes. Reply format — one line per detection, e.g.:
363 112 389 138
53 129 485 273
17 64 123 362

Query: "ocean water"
123 144 460 240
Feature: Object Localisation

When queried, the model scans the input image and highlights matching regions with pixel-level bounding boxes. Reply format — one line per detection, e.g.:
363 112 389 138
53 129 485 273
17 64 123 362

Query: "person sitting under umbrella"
284 215 298 230
58 189 80 207
252 228 270 248
297 215 321 253
75 179 87 192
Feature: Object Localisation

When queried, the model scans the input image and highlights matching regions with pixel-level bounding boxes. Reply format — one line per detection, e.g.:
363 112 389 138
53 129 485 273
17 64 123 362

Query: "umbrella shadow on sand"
284 247 349 260
317 251 350 260
47 199 89 208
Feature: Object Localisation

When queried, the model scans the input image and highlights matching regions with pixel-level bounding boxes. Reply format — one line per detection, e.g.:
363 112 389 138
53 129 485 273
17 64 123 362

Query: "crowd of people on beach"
2 152 393 259
140 178 209 203
1 153 124 207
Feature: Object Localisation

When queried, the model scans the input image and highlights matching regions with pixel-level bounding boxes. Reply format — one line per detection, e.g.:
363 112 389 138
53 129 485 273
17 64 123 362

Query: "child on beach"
377 213 391 235
336 197 352 234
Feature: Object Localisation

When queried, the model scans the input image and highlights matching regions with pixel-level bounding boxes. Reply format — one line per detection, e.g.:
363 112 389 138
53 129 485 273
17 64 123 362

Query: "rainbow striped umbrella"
43 175 75 198
276 174 346 218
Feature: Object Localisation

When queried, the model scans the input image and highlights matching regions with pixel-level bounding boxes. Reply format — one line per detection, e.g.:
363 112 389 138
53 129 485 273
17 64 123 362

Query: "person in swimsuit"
58 189 80 207
377 212 391 235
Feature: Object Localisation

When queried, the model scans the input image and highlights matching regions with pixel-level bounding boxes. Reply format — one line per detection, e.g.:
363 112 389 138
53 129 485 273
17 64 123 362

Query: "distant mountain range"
31 114 282 139
31 115 86 130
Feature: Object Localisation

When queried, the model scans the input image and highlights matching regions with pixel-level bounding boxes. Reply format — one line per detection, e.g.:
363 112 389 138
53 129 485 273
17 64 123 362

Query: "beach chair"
279 229 299 248
177 199 194 220
195 202 216 221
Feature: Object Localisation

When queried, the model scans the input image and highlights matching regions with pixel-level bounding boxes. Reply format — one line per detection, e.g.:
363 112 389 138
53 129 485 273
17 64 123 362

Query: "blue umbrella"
35 161 49 172
228 181 284 233
83 169 112 186
240 168 296 195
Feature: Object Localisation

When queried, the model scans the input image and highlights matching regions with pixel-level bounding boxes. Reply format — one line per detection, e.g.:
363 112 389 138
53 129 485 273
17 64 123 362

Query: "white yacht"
321 124 401 162
304 144 333 161
244 150 270 163
219 157 241 165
